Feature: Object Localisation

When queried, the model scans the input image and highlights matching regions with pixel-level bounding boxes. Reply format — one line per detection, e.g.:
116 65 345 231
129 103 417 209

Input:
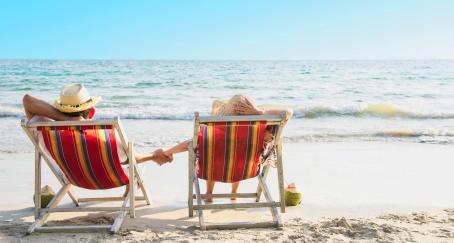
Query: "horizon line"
0 58 453 61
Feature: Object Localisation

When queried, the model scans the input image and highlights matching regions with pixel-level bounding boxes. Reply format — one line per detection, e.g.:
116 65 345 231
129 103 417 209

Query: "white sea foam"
293 103 454 119
1 59 454 152
2 103 453 120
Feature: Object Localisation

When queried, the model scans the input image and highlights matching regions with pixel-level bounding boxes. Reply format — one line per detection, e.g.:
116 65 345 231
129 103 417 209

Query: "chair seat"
197 121 268 183
38 125 129 189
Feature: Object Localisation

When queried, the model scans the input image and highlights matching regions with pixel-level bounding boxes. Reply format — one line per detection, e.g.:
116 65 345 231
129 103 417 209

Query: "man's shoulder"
30 115 54 123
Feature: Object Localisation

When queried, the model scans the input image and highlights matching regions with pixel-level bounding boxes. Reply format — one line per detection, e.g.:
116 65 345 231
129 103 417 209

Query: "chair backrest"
37 124 129 189
195 114 284 183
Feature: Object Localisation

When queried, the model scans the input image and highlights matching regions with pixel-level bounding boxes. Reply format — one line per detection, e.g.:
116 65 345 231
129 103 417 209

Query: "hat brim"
54 96 101 113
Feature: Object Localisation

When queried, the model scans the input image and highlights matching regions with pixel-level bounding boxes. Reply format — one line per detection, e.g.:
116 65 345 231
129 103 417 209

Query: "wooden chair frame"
21 116 151 234
188 112 287 230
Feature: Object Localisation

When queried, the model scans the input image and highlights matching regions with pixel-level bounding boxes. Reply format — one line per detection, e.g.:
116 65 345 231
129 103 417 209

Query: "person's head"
212 94 257 115
54 83 101 120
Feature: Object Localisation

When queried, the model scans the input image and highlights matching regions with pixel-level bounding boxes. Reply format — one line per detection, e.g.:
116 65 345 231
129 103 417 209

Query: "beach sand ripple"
1 209 453 242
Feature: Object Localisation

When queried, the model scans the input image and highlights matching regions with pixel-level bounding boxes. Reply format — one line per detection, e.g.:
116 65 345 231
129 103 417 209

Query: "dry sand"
0 206 453 242
1 142 453 242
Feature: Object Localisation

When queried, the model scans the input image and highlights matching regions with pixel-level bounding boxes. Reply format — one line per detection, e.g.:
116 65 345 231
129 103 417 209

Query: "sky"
0 0 453 60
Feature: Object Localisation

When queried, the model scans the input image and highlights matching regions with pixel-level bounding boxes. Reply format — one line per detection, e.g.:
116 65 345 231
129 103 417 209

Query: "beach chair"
187 112 287 230
21 117 151 234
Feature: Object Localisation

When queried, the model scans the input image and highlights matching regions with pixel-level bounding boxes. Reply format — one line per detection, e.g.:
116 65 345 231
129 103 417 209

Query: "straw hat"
54 84 101 113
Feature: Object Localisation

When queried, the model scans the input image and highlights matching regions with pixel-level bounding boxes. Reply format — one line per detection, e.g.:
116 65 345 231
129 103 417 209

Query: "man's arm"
23 94 78 121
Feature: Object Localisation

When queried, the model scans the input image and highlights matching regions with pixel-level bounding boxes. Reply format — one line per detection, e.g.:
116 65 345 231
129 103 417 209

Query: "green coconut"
284 183 302 206
33 185 55 208
285 190 302 206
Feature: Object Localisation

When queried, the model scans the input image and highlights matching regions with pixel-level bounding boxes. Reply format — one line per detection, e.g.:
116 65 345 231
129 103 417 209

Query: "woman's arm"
262 108 294 123
233 97 293 123
23 94 80 121
164 140 190 155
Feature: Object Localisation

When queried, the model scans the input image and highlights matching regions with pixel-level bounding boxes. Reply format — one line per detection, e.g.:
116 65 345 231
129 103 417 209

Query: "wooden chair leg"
128 141 136 218
194 175 206 230
256 165 270 202
111 191 130 233
276 142 286 213
67 189 79 206
258 176 282 227
34 148 41 219
134 165 151 205
188 142 195 217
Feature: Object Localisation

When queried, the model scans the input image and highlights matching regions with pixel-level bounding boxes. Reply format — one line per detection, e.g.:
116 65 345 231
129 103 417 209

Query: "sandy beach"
1 142 453 242
1 0 454 241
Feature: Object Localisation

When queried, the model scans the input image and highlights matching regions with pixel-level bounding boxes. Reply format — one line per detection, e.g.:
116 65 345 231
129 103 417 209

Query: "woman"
163 95 293 202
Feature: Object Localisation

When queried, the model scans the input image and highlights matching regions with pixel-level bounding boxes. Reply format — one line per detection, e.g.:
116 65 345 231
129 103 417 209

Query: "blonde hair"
211 95 256 116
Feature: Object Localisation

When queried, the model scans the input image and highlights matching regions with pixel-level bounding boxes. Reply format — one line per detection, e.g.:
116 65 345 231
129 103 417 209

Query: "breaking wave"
293 103 454 120
2 103 454 120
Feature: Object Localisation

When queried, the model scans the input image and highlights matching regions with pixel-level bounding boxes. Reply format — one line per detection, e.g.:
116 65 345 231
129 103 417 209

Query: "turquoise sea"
1 60 454 153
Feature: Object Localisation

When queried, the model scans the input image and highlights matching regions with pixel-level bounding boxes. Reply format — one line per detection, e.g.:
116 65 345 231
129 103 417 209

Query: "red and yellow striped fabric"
37 125 129 189
197 121 268 183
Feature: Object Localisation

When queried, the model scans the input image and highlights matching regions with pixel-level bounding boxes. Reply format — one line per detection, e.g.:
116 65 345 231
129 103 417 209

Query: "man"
23 83 172 164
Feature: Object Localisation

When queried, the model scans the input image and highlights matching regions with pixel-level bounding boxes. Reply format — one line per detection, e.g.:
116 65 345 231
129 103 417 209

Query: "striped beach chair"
21 117 150 233
188 112 287 230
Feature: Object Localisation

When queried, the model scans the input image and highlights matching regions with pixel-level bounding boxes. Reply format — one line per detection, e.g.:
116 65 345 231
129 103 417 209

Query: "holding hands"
152 149 173 165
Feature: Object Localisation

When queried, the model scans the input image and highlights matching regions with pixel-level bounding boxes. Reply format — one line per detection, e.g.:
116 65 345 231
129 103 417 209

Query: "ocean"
1 60 453 153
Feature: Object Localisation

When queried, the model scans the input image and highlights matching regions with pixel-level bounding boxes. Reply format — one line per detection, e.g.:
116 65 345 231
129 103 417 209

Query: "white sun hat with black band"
54 84 101 113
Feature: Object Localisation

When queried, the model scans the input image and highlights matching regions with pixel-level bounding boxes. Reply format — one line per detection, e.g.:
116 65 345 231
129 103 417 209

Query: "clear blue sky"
1 0 453 60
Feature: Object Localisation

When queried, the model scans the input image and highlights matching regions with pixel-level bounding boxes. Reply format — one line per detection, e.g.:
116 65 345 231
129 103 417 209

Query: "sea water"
0 60 453 153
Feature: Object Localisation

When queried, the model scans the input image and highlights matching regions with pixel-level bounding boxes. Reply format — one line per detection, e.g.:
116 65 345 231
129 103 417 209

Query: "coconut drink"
33 185 55 208
284 183 302 206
